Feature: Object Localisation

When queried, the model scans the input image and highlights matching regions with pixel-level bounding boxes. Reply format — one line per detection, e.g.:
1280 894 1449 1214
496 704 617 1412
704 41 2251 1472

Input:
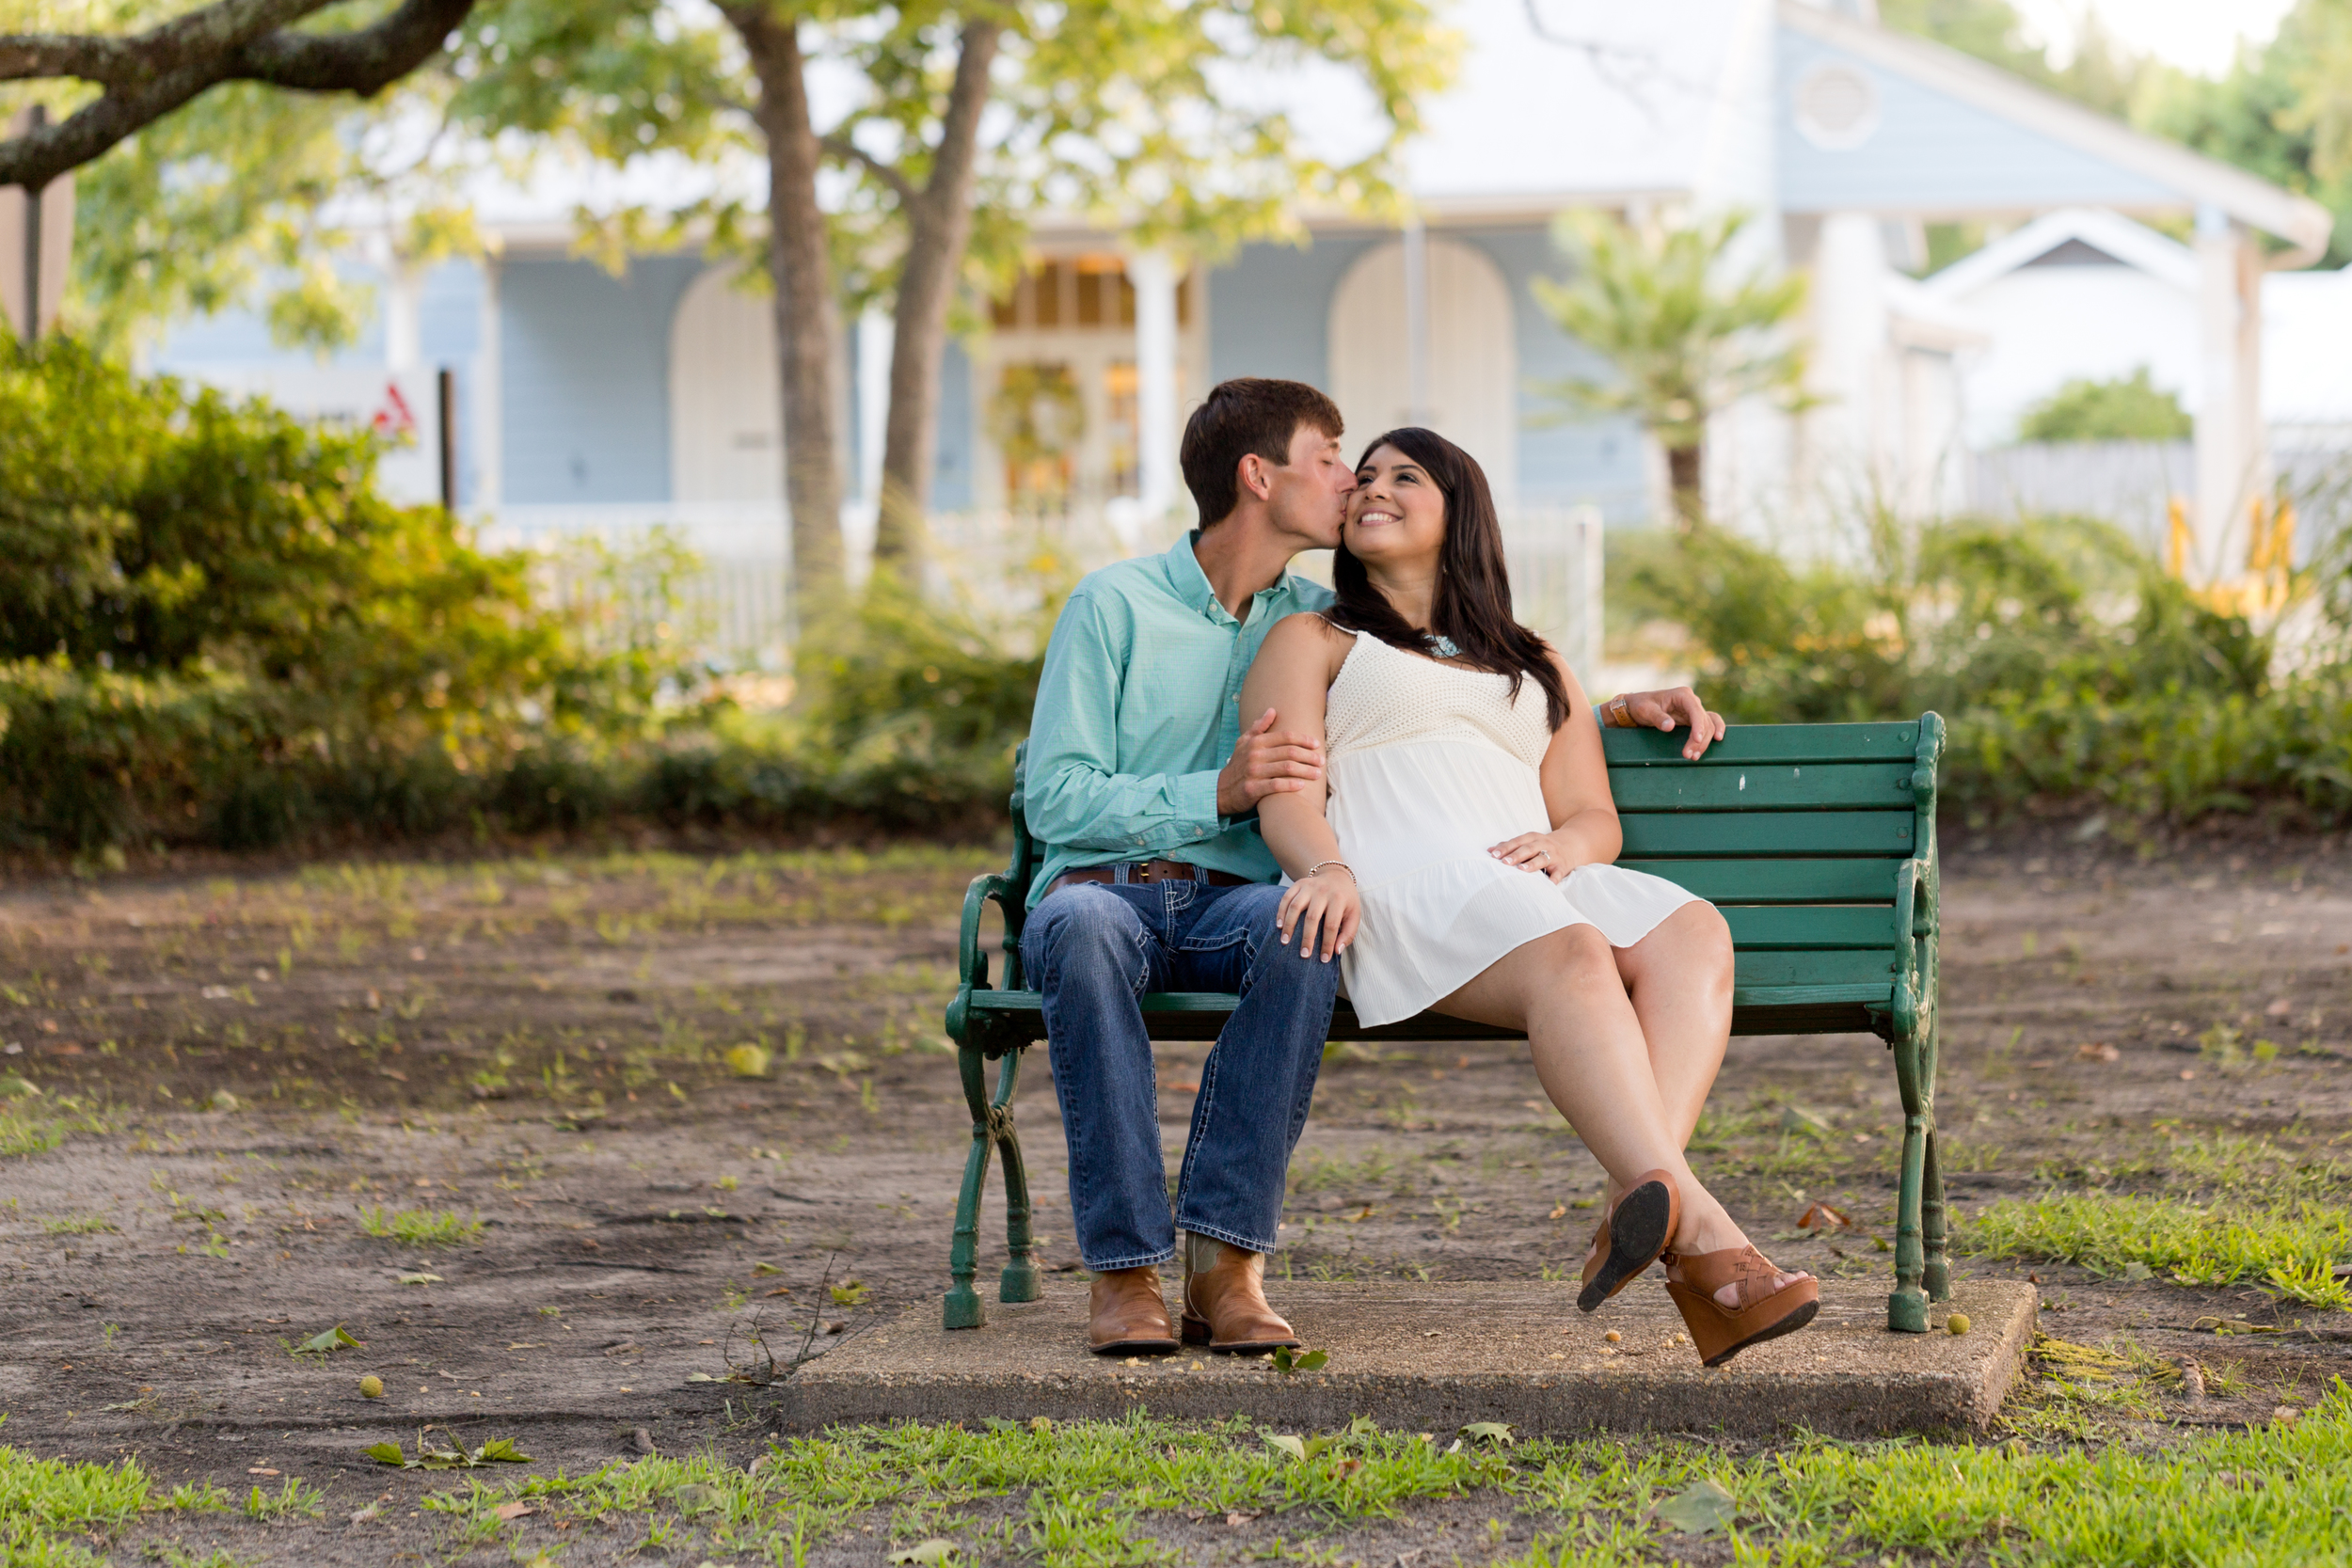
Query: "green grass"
414 1391 2352 1568
0 1108 68 1160
36 1214 115 1236
1963 1193 2352 1307
0 1444 228 1566
356 1205 484 1247
8 1389 2350 1565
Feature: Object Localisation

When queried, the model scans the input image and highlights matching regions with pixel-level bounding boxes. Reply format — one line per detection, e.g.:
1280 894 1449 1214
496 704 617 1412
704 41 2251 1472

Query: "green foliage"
1622 512 2352 823
1533 211 1807 527
0 336 695 853
2015 368 2194 443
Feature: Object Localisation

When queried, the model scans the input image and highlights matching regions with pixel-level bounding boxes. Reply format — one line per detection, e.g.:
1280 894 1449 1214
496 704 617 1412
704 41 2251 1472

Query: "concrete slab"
777 1278 2036 1439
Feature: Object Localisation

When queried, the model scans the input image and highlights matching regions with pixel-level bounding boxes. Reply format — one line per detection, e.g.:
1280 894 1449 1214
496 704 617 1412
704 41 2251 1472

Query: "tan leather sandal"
1576 1169 1677 1313
1661 1244 1820 1367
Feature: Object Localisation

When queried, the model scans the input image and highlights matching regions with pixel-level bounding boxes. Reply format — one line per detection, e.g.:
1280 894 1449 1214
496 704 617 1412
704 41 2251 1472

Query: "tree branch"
1 0 323 87
239 0 475 94
0 0 474 191
819 131 916 205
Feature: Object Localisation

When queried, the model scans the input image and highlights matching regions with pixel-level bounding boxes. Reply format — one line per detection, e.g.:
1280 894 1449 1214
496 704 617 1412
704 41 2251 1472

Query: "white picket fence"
487 502 1607 682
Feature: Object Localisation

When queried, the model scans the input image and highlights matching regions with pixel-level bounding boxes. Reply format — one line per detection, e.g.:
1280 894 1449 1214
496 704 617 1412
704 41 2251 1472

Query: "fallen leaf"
1797 1202 1851 1231
1459 1421 1514 1448
752 1262 784 1276
1547 1204 1566 1220
2266 998 2293 1017
1262 1433 1306 1462
397 1273 443 1286
1225 1512 1262 1527
889 1540 959 1565
1655 1478 1737 1536
246 1467 280 1477
2076 1042 2120 1063
296 1324 363 1355
494 1501 536 1521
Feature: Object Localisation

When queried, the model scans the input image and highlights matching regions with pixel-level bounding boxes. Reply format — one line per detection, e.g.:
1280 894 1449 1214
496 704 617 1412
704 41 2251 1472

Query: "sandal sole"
1697 1296 1820 1368
1576 1178 1675 1312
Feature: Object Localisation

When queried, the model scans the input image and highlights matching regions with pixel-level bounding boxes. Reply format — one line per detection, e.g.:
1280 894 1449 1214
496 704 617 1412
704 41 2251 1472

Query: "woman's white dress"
1322 629 1706 1028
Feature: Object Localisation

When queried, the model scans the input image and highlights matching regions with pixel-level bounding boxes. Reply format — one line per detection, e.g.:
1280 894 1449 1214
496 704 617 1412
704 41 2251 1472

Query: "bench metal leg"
1922 1125 1949 1303
1887 1022 1933 1333
946 1043 1041 1329
945 1044 997 1330
993 1051 1042 1305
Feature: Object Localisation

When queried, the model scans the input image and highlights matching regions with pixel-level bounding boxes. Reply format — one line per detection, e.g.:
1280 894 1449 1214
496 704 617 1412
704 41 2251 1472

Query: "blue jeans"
1021 875 1340 1272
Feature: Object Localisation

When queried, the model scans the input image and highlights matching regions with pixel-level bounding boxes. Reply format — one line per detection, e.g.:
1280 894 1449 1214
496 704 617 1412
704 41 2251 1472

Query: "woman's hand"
1277 866 1361 962
1489 831 1581 883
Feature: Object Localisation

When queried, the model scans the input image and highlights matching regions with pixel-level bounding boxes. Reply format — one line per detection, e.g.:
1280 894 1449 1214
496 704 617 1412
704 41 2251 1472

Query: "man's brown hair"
1180 377 1343 528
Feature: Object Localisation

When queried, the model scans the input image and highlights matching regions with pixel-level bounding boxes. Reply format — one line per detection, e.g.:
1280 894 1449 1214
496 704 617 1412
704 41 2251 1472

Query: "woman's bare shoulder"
1261 610 1355 674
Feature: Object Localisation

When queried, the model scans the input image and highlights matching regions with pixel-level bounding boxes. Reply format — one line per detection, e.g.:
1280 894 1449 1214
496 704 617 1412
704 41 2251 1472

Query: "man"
1023 378 1722 1355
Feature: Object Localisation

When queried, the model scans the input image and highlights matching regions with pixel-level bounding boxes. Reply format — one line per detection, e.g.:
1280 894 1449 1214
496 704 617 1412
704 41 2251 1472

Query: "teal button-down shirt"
1024 532 1335 906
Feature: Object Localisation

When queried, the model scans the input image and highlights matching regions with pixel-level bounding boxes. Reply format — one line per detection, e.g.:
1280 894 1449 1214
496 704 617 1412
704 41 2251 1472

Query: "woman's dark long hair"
1331 427 1574 729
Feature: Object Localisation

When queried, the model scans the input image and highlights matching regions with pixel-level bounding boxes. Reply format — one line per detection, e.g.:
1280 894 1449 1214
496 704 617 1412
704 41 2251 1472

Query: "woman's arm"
1490 652 1624 881
1236 614 1359 960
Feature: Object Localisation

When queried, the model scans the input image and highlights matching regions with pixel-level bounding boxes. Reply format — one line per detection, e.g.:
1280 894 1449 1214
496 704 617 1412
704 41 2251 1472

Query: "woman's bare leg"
1615 902 1735 1147
1586 903 1736 1227
1435 924 1748 1254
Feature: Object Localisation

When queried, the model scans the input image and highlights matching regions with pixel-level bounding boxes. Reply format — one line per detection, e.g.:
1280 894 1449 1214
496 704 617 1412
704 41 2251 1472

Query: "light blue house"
151 0 2329 591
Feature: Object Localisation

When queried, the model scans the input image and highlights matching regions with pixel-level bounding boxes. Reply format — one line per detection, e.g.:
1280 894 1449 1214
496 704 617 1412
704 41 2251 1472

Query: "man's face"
1262 423 1354 550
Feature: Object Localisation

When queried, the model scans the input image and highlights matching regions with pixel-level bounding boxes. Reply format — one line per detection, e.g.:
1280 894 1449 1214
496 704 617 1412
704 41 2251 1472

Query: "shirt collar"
1167 531 1295 626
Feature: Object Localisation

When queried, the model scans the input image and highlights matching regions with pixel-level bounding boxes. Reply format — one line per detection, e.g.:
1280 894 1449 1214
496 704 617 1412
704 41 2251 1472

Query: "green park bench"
944 715 1950 1334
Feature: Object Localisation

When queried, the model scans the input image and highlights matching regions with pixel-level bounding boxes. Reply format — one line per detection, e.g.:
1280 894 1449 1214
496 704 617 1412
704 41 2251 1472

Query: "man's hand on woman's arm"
1216 706 1324 817
1601 686 1727 761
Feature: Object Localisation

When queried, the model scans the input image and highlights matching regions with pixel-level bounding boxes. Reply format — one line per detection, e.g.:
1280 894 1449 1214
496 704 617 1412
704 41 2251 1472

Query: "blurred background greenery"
4 335 2348 863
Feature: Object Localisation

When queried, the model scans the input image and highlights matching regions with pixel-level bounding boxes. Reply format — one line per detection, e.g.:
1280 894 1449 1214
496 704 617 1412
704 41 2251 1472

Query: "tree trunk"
731 5 845 600
1666 441 1705 533
871 17 1004 574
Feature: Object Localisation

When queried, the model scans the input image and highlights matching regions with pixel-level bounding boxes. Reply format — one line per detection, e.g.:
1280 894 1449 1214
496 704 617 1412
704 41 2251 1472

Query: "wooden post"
437 366 457 514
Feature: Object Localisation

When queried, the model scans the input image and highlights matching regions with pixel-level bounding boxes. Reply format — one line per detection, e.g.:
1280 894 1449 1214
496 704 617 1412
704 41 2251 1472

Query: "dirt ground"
3 825 2349 1563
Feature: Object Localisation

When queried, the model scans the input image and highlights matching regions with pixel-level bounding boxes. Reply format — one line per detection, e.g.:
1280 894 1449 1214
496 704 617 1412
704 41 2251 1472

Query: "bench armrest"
958 872 1021 990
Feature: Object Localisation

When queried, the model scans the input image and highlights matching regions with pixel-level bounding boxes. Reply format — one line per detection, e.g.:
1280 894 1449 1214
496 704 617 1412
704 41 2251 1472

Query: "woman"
1239 427 1816 1367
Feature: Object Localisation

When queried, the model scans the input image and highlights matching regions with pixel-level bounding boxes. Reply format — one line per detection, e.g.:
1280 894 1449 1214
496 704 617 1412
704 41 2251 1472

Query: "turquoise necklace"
1428 634 1461 659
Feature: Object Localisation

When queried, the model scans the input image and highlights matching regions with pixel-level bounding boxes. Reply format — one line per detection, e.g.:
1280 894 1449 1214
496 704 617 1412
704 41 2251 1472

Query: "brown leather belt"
1048 860 1249 895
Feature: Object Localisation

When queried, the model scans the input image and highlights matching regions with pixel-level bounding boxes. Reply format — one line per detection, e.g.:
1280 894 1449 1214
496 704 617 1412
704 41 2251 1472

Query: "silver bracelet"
1302 860 1356 884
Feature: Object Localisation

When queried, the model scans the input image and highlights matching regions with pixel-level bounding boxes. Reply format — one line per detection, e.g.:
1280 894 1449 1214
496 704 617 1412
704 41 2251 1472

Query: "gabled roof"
1919 208 2198 299
1779 3 2332 258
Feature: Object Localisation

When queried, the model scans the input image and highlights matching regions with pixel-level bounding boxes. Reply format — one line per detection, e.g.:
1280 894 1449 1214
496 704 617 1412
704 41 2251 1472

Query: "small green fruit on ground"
360 1374 385 1399
1947 1313 1972 1336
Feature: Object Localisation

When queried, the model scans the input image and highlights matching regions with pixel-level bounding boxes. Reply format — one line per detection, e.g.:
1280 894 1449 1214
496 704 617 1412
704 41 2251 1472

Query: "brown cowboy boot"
1178 1234 1299 1353
1087 1266 1179 1355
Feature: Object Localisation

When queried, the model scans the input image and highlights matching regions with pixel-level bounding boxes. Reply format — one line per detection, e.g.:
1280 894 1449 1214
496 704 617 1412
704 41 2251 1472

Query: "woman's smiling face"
1345 444 1446 566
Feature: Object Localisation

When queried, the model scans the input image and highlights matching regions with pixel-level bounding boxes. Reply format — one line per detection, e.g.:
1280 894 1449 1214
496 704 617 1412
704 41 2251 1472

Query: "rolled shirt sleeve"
1025 589 1225 854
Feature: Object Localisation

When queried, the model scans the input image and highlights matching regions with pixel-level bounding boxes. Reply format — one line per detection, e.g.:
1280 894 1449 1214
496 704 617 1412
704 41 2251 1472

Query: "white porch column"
856 304 893 505
382 261 422 374
1402 214 1431 422
1131 251 1180 521
473 255 503 515
2193 203 2265 579
1804 213 1895 540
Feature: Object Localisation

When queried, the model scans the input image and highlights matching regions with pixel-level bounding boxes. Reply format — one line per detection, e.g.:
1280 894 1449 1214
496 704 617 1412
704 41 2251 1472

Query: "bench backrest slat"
1721 906 1896 950
1615 858 1896 903
1619 810 1915 858
1609 762 1916 812
1603 721 1923 767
